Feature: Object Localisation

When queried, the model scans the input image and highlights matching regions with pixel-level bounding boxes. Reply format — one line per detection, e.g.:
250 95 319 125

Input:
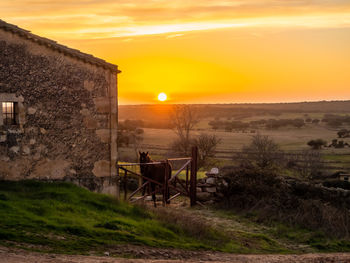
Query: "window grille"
2 102 17 125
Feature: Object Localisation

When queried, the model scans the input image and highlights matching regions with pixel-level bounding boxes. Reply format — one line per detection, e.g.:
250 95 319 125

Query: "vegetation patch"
0 180 289 255
0 180 210 254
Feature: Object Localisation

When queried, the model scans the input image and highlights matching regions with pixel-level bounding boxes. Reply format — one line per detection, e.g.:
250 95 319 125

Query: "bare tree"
237 133 283 170
170 105 198 155
193 133 222 168
287 150 323 178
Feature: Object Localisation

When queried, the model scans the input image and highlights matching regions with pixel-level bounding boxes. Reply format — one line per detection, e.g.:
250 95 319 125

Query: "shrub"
307 139 327 150
237 134 283 171
218 169 350 238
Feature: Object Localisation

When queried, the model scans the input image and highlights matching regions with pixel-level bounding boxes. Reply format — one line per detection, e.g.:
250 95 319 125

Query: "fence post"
186 165 189 189
123 169 128 201
116 163 120 200
190 146 198 207
164 160 170 205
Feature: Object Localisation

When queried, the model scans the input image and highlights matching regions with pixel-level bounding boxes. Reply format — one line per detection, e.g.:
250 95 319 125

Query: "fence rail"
116 147 198 207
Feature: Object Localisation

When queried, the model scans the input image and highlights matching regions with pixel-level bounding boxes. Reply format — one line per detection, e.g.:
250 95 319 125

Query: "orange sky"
2 0 350 104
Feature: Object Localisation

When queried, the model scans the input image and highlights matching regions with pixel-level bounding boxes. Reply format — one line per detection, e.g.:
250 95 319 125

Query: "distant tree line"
119 119 173 129
322 114 350 128
208 118 307 131
337 129 350 138
306 138 350 150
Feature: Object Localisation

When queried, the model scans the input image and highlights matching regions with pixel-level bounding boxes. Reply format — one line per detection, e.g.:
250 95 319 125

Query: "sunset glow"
2 0 350 104
158 93 167 102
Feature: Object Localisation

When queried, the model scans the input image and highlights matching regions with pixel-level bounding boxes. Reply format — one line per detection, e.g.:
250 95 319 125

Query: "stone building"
0 19 120 195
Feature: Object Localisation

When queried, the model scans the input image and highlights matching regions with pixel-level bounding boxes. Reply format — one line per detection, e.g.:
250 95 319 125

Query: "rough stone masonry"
0 19 120 195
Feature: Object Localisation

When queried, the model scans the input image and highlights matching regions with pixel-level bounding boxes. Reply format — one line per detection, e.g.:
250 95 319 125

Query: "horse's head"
139 151 150 163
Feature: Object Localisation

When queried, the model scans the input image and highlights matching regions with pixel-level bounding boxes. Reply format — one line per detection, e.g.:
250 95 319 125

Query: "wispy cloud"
1 0 350 39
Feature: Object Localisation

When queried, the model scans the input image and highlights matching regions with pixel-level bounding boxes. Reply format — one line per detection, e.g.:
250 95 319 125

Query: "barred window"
2 102 18 125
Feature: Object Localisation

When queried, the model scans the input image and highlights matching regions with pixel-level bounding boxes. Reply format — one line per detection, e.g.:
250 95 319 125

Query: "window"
2 102 18 125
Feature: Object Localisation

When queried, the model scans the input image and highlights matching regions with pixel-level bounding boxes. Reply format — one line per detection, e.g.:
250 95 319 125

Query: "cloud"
1 0 350 39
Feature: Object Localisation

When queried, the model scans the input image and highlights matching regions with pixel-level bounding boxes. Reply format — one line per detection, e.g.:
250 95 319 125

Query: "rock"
210 167 219 174
80 108 90 116
206 177 216 185
206 167 219 176
0 156 10 162
22 146 30 155
103 252 110 256
205 187 217 193
0 135 6 142
29 139 36 145
197 183 211 187
40 128 47 134
196 187 202 192
9 146 20 154
27 107 36 115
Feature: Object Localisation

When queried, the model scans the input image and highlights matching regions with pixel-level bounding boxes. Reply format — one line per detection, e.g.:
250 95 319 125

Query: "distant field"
119 103 350 172
141 125 350 152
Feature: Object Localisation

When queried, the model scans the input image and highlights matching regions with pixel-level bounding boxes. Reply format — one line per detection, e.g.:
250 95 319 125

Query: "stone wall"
198 171 350 206
0 29 118 195
196 172 225 204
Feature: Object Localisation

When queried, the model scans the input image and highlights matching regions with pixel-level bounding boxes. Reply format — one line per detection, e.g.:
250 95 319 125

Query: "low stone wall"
197 171 350 206
196 172 225 204
285 178 350 208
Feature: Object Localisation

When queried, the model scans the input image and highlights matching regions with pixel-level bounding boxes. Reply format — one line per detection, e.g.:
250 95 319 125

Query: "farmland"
119 102 350 174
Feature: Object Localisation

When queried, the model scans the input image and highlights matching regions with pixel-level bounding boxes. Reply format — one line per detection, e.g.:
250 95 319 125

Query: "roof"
0 19 120 73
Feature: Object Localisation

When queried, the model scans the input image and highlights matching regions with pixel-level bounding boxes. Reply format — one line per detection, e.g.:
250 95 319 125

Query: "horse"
139 151 172 207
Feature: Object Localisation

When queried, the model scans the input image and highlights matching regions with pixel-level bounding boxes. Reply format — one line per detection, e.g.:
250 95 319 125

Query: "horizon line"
119 99 350 106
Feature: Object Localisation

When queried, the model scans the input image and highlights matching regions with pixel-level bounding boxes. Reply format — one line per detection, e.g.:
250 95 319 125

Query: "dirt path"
1 246 350 263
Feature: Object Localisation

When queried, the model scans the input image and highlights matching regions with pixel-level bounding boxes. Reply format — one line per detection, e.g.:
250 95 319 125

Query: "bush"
307 139 327 150
218 169 350 238
237 134 283 171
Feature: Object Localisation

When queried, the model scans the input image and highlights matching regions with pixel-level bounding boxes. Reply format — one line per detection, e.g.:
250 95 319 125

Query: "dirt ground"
1 246 350 263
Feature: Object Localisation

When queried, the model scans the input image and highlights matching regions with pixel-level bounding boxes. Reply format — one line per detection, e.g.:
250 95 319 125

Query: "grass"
0 180 288 255
140 117 350 152
0 180 212 254
206 209 350 253
1 180 349 256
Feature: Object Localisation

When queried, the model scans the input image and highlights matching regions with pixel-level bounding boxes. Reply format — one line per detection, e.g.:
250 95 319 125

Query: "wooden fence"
116 146 198 207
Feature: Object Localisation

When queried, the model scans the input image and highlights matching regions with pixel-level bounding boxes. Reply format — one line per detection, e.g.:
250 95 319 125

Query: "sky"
1 0 350 104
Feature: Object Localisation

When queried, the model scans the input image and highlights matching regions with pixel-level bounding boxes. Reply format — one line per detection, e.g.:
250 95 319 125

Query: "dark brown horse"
139 151 171 207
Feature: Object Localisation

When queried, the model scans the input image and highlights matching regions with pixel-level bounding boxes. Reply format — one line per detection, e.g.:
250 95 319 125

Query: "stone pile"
196 168 223 204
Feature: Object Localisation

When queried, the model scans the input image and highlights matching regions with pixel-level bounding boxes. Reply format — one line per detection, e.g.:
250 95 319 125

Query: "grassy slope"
0 180 210 254
0 180 288 255
1 180 349 256
203 209 350 253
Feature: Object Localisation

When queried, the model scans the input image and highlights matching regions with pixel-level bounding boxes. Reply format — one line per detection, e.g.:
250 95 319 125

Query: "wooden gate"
117 146 198 206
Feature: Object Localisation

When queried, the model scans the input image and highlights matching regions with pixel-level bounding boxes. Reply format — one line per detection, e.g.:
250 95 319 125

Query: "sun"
157 92 167 102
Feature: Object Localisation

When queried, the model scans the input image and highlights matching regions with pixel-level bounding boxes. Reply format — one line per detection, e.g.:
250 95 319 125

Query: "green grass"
0 180 290 256
2 180 349 256
323 154 350 162
0 180 216 254
211 209 350 253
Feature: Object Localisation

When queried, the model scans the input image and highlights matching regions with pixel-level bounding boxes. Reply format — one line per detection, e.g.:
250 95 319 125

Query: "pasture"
140 124 350 152
119 104 350 174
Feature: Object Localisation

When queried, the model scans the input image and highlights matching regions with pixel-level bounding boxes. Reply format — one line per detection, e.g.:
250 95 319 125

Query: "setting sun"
158 92 167 102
